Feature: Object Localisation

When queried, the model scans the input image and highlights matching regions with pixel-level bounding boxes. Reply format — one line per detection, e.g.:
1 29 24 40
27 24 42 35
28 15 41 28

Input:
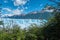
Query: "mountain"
3 6 54 20
4 11 53 20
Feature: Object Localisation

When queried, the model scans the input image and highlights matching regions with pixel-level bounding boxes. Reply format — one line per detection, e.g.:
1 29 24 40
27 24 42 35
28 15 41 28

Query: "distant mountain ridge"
4 11 53 19
4 6 54 19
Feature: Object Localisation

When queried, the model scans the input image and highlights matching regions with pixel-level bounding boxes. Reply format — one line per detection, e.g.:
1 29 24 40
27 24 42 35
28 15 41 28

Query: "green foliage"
0 24 26 40
0 21 3 25
25 24 44 40
0 1 60 40
42 11 60 40
0 12 60 40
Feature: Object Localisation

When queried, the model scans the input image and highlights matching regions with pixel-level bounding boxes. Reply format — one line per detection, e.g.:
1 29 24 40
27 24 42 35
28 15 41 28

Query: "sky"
0 0 57 28
0 0 49 15
0 0 58 15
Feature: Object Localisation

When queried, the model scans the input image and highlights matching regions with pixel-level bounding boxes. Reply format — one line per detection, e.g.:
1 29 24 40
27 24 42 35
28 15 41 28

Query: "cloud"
2 14 13 17
44 6 54 12
13 0 28 6
2 8 24 17
2 8 12 12
12 9 24 15
45 9 54 12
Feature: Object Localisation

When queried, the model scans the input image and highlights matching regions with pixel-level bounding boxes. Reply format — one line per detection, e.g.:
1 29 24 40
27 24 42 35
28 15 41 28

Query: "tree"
42 4 60 40
25 24 44 40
